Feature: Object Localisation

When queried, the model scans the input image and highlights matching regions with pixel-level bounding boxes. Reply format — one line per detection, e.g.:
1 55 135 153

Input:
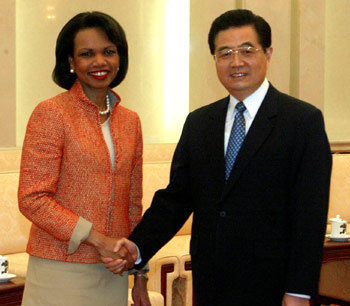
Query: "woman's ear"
68 56 74 70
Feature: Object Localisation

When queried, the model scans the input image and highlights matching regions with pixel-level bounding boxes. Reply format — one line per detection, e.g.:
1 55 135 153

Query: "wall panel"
324 0 350 142
0 0 16 147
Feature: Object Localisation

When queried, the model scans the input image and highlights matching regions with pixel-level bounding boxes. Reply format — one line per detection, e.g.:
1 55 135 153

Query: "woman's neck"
81 85 108 110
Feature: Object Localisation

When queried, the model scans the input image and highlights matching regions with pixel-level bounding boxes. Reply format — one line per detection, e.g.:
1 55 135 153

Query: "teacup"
330 215 347 238
0 255 8 277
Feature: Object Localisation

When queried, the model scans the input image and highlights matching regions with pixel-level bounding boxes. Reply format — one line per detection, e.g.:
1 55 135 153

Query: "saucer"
0 273 16 283
326 234 350 242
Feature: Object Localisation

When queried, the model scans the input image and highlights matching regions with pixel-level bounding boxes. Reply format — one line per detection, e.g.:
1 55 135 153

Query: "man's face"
214 25 272 101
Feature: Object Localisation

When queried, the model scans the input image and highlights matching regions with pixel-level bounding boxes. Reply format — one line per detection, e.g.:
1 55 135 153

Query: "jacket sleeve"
130 113 194 267
286 108 332 296
18 101 80 242
128 116 143 231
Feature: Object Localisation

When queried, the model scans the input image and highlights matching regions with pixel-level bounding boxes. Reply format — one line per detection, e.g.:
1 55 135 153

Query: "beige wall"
0 0 349 147
0 0 16 147
189 0 233 111
297 0 326 111
324 0 350 142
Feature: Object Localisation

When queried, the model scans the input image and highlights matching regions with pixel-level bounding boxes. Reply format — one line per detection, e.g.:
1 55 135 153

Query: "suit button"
219 211 226 217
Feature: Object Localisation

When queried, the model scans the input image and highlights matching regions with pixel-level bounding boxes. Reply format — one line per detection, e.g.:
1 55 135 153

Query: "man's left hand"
132 275 151 306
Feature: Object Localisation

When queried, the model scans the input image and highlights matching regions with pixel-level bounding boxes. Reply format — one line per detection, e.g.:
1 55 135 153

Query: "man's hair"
52 11 128 89
208 9 271 54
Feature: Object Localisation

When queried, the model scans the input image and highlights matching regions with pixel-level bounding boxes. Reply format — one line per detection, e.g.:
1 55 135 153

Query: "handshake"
91 235 152 305
96 236 140 274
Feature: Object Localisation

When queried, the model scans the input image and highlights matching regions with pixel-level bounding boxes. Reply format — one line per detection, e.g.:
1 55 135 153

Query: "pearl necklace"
99 94 110 116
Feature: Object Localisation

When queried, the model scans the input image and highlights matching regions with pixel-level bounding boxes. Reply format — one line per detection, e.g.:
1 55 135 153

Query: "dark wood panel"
322 239 350 263
0 277 25 306
161 264 174 306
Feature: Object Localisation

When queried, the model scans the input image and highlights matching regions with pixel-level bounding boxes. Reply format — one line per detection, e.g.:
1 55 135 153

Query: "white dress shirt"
224 78 269 154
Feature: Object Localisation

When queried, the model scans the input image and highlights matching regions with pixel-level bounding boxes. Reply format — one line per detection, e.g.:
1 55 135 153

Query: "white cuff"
286 292 310 299
134 243 142 264
128 244 147 275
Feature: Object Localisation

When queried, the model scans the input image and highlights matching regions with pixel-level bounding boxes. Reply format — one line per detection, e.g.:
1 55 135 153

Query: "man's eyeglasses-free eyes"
214 46 262 62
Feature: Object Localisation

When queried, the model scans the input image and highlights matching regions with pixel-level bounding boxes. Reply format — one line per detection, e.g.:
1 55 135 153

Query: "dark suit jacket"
130 84 332 306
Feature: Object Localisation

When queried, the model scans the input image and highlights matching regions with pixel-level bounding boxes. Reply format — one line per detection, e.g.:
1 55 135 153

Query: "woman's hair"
52 11 128 89
208 9 271 54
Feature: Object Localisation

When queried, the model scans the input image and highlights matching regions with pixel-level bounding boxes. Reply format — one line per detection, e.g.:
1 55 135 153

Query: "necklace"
99 94 110 116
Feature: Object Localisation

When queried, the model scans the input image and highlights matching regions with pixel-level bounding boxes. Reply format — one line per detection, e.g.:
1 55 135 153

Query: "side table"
0 277 25 306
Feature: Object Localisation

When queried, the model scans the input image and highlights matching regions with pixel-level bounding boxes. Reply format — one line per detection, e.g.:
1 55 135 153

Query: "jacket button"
219 211 226 217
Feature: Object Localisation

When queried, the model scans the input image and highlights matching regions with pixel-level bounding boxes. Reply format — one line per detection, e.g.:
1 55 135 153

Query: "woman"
18 11 150 306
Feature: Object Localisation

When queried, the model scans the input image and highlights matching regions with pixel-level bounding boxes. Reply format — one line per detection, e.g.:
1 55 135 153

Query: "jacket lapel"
205 97 230 188
222 85 279 199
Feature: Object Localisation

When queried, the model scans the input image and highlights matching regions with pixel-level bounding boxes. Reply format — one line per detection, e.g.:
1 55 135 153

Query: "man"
105 9 332 306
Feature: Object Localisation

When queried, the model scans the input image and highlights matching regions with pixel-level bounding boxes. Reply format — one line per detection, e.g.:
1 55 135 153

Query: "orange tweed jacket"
18 81 143 263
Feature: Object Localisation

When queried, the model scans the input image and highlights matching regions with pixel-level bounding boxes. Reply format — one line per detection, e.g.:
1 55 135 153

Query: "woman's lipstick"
90 70 109 80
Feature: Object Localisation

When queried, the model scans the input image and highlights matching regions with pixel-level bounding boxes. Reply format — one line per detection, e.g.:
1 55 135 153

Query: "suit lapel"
222 85 279 199
205 97 230 187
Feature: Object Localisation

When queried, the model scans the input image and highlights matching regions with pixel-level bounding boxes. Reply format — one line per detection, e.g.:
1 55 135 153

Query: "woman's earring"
70 68 74 74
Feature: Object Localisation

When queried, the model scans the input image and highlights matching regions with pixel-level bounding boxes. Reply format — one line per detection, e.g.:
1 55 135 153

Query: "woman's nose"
93 53 107 66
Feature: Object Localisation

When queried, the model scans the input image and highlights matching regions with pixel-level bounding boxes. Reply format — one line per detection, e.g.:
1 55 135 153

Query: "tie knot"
235 101 246 113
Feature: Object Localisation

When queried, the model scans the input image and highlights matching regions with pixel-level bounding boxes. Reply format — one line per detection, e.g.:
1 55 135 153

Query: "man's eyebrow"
240 41 255 47
216 41 255 52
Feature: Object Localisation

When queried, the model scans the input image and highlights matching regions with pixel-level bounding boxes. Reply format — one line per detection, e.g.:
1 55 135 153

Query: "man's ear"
265 47 273 63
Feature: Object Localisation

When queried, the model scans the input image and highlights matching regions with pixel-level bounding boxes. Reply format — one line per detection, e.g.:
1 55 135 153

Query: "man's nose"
229 51 244 67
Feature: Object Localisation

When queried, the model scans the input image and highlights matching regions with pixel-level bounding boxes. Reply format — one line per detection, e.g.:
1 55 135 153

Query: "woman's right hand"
101 237 139 274
85 229 135 272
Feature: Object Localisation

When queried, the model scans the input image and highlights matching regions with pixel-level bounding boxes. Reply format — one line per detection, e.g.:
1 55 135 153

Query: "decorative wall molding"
330 142 350 153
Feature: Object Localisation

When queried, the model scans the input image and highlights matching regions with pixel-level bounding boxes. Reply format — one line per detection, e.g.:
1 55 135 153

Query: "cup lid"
330 214 345 222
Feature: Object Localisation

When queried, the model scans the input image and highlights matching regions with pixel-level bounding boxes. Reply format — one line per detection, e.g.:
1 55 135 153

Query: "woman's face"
69 27 120 96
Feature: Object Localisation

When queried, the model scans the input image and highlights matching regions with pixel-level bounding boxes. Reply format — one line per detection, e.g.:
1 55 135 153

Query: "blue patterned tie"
225 102 246 180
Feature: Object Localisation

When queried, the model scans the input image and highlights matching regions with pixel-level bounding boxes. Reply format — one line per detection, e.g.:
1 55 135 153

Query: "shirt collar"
228 78 270 118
